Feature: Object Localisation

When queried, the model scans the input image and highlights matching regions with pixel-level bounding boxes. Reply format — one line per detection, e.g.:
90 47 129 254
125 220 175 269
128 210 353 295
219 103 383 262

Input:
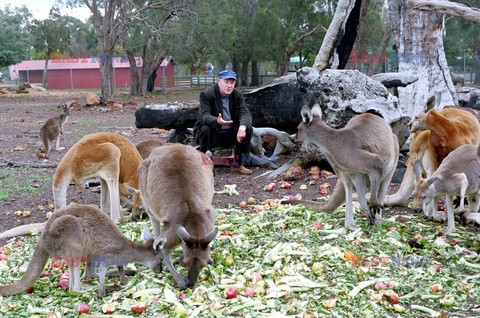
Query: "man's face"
218 78 236 96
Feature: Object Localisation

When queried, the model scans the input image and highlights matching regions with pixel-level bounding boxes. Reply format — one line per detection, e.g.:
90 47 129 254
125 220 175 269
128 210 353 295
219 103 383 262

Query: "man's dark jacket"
193 84 252 140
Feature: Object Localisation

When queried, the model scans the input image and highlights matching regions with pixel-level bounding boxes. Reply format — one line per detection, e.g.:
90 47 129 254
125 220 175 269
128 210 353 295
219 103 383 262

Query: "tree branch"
411 0 480 24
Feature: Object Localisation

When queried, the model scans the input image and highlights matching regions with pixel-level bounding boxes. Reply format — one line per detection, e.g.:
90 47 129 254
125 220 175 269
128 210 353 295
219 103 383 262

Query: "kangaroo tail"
0 244 49 295
283 181 345 212
383 159 414 206
40 129 50 153
0 222 47 240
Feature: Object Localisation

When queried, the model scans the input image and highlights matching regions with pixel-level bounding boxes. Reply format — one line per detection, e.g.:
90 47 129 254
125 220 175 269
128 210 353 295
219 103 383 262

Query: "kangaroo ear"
301 105 312 124
125 185 138 196
201 227 218 247
425 96 435 113
311 104 322 118
426 177 437 186
153 235 166 251
142 225 153 242
176 224 193 245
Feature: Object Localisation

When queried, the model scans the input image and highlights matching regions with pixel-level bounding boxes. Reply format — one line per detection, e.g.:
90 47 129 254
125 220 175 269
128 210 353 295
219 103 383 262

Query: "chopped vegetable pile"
0 202 479 317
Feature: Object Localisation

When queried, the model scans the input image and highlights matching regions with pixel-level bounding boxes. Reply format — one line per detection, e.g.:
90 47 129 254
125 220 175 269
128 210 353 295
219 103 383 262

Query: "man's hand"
237 126 246 143
217 113 233 126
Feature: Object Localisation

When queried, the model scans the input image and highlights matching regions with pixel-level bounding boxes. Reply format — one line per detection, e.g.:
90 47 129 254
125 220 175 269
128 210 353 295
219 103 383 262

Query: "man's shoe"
230 166 253 175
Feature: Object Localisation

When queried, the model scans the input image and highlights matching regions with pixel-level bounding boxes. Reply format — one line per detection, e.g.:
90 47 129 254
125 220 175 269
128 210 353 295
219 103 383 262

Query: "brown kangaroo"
138 143 218 290
40 103 69 153
0 204 165 297
135 139 164 159
0 132 143 240
286 104 399 230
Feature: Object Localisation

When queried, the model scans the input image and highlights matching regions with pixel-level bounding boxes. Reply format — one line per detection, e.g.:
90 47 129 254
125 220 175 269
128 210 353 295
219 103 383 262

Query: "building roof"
9 56 173 80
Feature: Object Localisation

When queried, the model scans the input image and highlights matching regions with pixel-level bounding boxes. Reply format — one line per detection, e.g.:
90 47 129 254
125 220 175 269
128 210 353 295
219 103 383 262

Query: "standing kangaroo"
0 204 165 297
287 104 399 230
138 143 218 290
412 144 480 235
0 132 143 240
40 103 69 153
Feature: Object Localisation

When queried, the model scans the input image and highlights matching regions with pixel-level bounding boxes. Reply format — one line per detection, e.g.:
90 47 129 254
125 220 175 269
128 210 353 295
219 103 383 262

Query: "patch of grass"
0 167 53 201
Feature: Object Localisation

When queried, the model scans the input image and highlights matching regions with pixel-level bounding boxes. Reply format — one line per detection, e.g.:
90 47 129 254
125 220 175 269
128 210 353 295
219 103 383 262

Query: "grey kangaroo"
138 143 218 290
40 103 69 153
0 204 165 297
286 104 399 230
412 144 480 235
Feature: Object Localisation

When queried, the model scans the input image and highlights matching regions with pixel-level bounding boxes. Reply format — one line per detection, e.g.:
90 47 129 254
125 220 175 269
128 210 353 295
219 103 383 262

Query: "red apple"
430 284 444 294
319 183 331 195
375 282 386 290
0 253 8 261
16 241 25 248
78 303 90 314
224 286 238 299
239 201 247 208
46 313 58 318
250 272 263 282
438 204 446 211
312 222 323 230
58 271 69 290
281 182 292 189
244 287 256 297
27 286 34 293
434 265 440 272
178 292 187 301
130 301 146 314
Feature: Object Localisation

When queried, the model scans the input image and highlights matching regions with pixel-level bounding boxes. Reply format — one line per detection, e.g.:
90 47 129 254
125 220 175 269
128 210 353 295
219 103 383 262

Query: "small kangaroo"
138 143 218 290
0 204 165 297
0 132 143 240
40 103 70 153
286 104 399 230
412 144 480 235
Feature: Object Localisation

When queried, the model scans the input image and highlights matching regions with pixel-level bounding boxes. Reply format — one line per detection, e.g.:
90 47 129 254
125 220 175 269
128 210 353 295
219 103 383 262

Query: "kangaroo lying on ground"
39 103 69 153
0 132 143 240
0 204 165 297
412 144 480 235
138 143 218 290
285 104 399 230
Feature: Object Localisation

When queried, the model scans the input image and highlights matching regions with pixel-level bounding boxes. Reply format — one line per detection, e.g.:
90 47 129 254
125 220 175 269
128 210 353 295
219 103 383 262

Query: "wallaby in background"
0 132 143 240
138 143 218 290
0 204 165 297
286 104 399 230
412 144 480 235
39 103 70 153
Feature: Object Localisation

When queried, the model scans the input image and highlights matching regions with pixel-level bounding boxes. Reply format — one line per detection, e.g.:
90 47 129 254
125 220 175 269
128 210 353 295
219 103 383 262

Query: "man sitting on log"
193 70 253 175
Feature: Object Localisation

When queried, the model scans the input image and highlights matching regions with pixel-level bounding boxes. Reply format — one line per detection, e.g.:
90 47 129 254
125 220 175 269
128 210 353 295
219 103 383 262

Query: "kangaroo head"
412 176 437 211
297 104 322 149
408 96 436 132
141 225 166 272
175 224 218 286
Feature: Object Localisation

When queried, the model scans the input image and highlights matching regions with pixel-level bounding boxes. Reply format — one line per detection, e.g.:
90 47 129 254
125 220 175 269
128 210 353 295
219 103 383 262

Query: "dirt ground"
0 88 338 244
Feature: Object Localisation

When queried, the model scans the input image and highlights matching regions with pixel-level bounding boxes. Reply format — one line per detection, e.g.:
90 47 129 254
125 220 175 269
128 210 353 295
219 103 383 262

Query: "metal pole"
70 65 73 89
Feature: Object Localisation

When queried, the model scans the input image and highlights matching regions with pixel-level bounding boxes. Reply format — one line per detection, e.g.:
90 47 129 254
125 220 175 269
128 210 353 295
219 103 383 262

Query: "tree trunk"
277 56 290 76
475 34 480 84
99 53 115 100
232 60 240 77
241 60 249 86
388 0 456 116
42 48 51 89
313 0 357 71
346 0 371 70
367 28 391 76
139 54 164 95
126 50 140 95
147 65 159 92
251 60 259 86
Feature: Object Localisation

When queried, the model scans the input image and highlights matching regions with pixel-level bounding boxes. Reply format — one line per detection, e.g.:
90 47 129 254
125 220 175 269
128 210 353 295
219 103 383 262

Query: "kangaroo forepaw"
368 206 384 226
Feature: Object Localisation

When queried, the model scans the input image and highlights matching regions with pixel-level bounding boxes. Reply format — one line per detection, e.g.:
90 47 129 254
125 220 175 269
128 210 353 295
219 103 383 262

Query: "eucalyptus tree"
30 8 71 88
0 6 32 68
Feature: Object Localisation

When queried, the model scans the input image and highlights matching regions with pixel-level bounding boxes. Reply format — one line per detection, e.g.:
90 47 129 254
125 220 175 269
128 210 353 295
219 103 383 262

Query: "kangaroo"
0 204 165 297
135 139 164 159
286 104 399 230
39 103 69 153
412 144 480 235
138 143 218 290
0 132 143 240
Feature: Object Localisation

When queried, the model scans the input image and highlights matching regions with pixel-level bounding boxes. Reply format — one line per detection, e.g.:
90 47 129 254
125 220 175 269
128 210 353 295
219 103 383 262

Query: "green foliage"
0 168 52 201
0 6 32 68
30 8 71 58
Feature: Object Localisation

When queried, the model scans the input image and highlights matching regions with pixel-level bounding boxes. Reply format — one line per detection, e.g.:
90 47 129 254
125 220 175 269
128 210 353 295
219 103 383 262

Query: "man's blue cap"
218 70 237 80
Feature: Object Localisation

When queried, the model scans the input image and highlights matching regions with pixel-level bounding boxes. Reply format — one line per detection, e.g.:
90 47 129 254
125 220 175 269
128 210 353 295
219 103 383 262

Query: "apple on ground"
174 304 188 317
0 253 7 261
102 303 116 314
238 201 247 208
130 301 146 314
224 285 238 299
178 292 187 301
312 222 323 230
244 287 256 297
27 286 34 293
78 303 90 314
250 272 263 282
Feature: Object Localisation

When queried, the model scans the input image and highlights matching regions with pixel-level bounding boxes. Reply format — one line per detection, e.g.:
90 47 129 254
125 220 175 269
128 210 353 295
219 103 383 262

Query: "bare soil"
0 88 328 245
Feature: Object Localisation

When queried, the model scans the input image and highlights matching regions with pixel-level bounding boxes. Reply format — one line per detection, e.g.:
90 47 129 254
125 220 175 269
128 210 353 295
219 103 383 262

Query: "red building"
8 56 175 90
